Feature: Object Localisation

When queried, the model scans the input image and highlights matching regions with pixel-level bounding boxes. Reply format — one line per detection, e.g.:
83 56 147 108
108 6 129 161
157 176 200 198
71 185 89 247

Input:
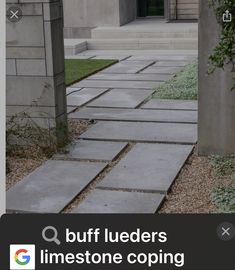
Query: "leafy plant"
211 186 235 212
210 155 235 179
154 62 198 100
208 0 235 90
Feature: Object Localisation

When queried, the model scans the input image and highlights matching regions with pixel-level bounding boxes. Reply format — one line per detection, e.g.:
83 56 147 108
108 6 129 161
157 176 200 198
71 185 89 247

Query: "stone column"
6 0 67 146
198 0 235 155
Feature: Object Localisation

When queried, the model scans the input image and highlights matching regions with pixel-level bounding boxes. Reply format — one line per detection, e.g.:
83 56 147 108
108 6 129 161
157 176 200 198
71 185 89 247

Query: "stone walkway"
7 50 198 214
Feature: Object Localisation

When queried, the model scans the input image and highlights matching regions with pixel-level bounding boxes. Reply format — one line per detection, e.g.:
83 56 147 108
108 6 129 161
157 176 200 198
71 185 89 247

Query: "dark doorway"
138 0 165 17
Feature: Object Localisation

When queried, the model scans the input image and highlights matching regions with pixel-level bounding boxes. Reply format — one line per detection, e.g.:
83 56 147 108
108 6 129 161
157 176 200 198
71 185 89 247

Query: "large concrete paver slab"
87 89 154 108
72 80 163 89
67 107 77 114
79 121 197 144
53 140 128 161
72 189 164 213
67 88 108 107
88 73 172 82
153 61 189 67
66 87 81 96
140 66 181 74
98 144 193 192
141 99 198 111
128 55 196 61
65 55 95 59
92 55 130 61
6 160 107 213
70 107 198 124
100 61 154 74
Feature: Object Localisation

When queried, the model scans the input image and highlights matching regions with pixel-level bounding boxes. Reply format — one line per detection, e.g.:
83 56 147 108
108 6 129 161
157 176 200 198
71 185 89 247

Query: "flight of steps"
64 22 198 55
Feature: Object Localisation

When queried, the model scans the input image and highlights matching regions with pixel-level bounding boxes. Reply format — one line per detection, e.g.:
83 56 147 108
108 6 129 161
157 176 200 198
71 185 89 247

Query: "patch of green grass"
153 62 198 100
65 59 117 86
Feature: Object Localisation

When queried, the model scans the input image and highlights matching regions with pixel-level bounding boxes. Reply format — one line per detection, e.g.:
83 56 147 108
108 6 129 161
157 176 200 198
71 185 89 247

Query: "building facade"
63 0 199 38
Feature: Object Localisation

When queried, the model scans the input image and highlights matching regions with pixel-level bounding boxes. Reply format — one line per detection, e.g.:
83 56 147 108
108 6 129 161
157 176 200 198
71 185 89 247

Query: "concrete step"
92 28 198 39
64 39 87 56
87 38 198 50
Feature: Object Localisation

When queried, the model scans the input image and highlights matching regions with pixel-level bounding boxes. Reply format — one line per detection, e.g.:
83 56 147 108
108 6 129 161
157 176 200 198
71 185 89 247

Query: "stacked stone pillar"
6 0 67 145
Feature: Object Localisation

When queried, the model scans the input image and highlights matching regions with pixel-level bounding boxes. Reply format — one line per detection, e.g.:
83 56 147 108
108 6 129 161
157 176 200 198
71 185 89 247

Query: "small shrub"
6 112 58 159
210 155 235 179
211 187 235 213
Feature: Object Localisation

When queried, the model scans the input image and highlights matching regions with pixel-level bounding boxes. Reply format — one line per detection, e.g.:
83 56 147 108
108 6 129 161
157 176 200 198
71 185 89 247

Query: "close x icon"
7 6 23 23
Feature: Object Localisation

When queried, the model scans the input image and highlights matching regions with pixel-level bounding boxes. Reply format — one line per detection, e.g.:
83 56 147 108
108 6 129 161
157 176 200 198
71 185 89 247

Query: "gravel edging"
159 150 219 213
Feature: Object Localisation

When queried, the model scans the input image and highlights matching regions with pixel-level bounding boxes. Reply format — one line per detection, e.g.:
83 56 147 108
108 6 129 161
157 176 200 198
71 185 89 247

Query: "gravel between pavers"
63 143 134 213
159 150 223 214
6 156 46 190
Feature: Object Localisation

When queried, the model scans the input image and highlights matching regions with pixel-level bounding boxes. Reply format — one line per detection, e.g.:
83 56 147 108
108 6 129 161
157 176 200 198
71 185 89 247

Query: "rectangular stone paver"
65 55 95 59
67 88 108 107
87 89 154 108
140 66 181 74
88 73 172 82
70 107 198 124
128 55 196 61
98 143 193 192
92 55 130 61
79 121 197 144
100 61 154 74
6 160 107 213
141 99 198 111
73 189 164 213
73 80 163 89
67 107 77 114
153 61 189 67
54 140 128 161
66 87 81 96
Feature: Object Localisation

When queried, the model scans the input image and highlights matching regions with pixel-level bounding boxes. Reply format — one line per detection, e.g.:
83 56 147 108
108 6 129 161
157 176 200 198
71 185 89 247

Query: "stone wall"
63 0 136 38
6 0 67 144
119 0 137 25
198 0 235 155
63 0 120 38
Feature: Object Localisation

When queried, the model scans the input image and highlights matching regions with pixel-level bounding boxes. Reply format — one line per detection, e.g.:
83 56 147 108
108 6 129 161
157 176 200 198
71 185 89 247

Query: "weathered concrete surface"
54 140 127 161
79 121 197 144
140 66 181 74
67 88 108 107
98 143 193 192
153 61 189 67
100 61 154 74
73 189 164 213
141 99 198 111
6 160 107 213
66 87 81 96
70 107 198 123
88 73 172 82
87 89 154 108
73 79 163 89
198 0 235 155
128 55 196 61
92 55 130 61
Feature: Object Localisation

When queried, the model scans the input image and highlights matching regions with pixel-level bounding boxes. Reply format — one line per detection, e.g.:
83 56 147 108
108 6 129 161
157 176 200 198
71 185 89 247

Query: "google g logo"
15 249 31 265
10 245 35 270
